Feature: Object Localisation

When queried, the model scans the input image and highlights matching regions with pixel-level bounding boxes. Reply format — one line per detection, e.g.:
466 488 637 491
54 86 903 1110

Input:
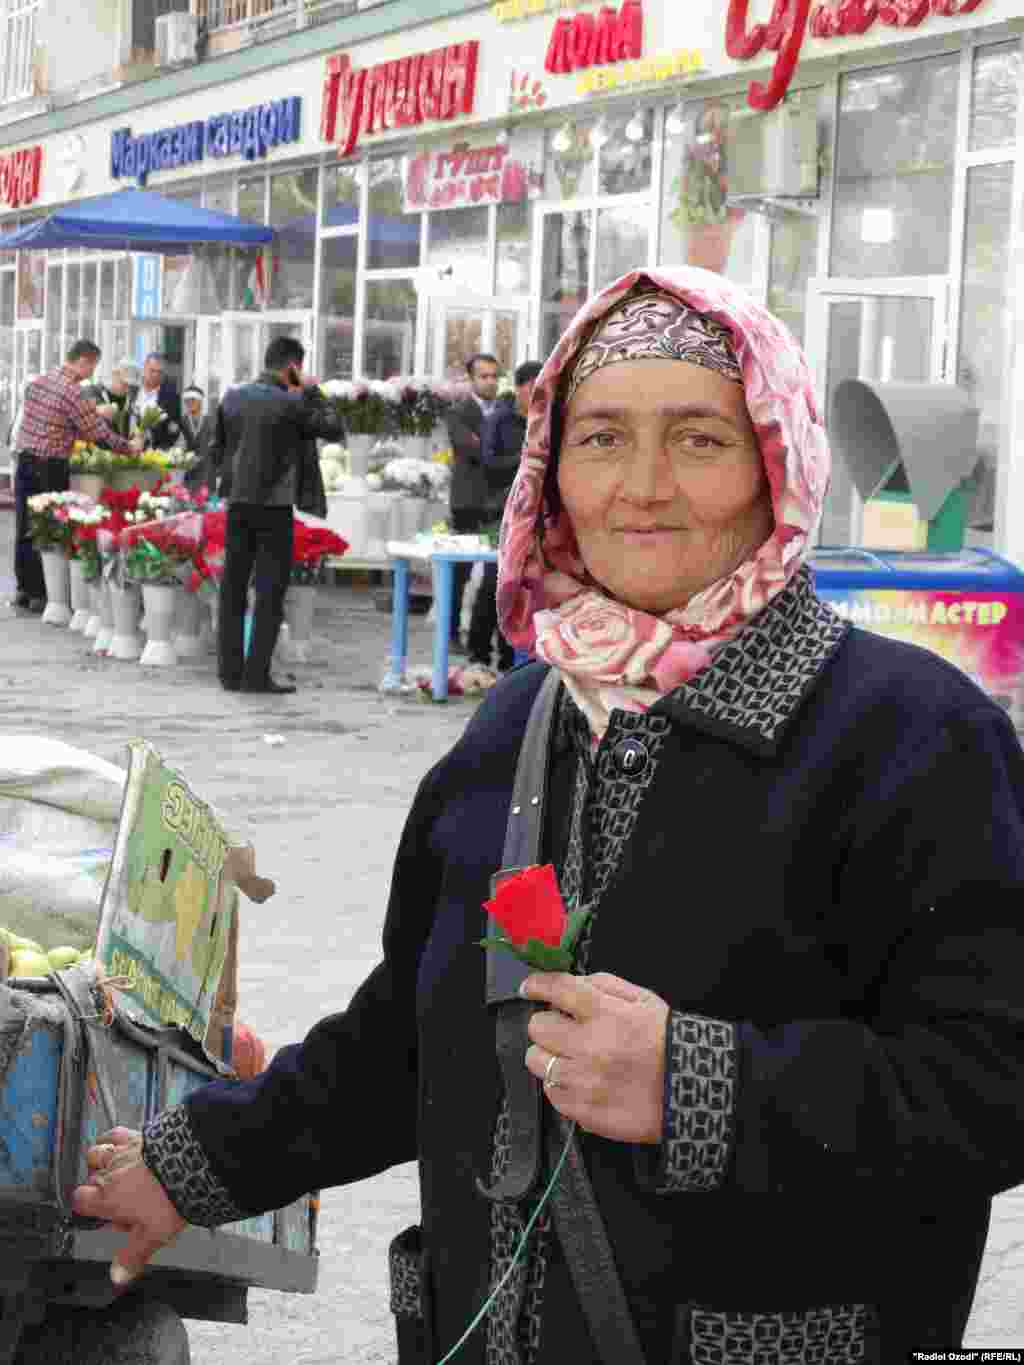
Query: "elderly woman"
74 269 1024 1363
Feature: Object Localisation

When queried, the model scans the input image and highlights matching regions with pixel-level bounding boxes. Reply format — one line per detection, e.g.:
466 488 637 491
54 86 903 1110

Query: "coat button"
612 737 649 777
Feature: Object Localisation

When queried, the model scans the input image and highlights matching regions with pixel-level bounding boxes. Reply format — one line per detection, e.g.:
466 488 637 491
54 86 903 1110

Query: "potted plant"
26 491 95 626
669 104 746 275
320 380 403 476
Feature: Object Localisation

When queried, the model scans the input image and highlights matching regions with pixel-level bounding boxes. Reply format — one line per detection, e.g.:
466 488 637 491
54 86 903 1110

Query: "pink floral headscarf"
496 266 830 739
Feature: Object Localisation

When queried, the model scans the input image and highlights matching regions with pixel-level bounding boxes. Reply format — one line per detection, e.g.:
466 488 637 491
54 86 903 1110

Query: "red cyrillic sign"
322 42 479 158
0 146 42 208
544 0 643 74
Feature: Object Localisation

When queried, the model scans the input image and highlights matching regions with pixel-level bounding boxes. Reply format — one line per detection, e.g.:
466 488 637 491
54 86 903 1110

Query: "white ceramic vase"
92 579 115 655
68 558 92 632
404 435 432 463
174 590 203 659
109 582 143 661
205 596 218 654
83 581 103 638
40 550 73 627
347 433 376 480
139 584 178 667
282 585 316 664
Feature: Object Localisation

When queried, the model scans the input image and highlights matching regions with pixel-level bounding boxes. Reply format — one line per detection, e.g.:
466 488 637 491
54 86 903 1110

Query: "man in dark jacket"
127 353 183 451
445 353 499 648
212 336 343 695
467 360 542 672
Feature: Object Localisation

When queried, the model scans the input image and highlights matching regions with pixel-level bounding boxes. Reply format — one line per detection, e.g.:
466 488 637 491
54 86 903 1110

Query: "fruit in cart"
6 932 46 954
10 948 53 977
232 1021 267 1080
47 946 81 970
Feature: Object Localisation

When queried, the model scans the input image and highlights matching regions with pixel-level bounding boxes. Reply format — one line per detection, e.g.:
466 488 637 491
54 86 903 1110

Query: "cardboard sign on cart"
96 740 269 1049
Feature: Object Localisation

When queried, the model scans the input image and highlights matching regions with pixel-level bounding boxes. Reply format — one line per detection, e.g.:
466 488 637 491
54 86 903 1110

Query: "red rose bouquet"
481 864 590 972
291 514 348 585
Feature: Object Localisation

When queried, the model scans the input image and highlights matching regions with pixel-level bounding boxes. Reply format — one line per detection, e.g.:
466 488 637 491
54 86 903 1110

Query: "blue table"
384 542 499 701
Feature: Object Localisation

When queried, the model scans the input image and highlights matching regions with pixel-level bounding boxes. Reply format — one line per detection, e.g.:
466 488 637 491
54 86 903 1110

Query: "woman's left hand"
522 972 669 1144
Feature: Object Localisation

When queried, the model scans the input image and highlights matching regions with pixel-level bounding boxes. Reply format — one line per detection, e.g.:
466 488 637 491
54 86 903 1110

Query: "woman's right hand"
72 1127 186 1285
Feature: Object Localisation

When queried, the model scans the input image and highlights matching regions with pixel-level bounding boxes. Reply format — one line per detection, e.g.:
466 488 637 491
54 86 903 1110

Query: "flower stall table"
383 538 498 702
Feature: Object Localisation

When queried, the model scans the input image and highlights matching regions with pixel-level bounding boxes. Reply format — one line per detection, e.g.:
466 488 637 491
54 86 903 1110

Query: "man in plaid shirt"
13 338 138 611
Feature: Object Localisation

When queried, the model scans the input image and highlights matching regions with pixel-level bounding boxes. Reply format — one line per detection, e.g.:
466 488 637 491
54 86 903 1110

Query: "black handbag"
480 670 649 1365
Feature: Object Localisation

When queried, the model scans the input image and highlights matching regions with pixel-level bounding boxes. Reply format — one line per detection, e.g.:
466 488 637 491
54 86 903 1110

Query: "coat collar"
651 568 850 756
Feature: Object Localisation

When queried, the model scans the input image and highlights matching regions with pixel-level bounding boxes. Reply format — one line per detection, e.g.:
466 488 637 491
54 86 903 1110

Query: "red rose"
483 864 567 949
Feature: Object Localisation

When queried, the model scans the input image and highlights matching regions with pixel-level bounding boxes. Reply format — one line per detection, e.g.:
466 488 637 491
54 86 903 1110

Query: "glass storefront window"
595 202 648 290
237 176 267 312
206 322 223 406
959 162 1013 531
426 206 490 294
364 278 417 378
546 122 597 200
17 251 44 320
0 271 14 326
540 210 589 358
234 322 256 384
116 257 131 322
496 202 532 296
597 110 653 196
368 159 420 269
100 261 115 321
80 263 97 341
318 234 356 379
660 99 752 277
46 264 62 370
324 163 361 229
970 42 1021 153
64 263 80 339
767 210 819 345
204 178 234 215
269 167 318 310
832 54 957 278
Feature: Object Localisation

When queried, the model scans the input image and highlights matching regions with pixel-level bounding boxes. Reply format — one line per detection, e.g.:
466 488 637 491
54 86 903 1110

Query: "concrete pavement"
1 510 1021 1358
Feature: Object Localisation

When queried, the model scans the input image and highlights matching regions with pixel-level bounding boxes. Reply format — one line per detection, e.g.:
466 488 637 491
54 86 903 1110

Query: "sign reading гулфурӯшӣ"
110 97 302 187
403 141 544 212
321 42 478 158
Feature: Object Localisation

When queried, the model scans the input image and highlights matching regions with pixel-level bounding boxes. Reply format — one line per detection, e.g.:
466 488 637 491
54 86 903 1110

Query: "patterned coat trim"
658 569 850 755
142 1103 249 1228
389 1225 425 1320
674 1301 878 1365
637 1011 738 1195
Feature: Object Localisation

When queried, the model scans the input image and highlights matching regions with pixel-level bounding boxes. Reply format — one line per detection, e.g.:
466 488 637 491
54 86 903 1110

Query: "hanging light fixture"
589 117 610 149
625 109 646 142
551 122 573 154
665 102 686 138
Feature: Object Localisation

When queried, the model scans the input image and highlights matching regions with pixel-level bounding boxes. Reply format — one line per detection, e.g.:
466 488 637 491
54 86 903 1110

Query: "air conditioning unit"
728 99 819 200
155 12 198 69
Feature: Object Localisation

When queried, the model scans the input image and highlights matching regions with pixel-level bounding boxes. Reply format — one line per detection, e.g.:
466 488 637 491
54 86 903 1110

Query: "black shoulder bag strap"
478 670 649 1365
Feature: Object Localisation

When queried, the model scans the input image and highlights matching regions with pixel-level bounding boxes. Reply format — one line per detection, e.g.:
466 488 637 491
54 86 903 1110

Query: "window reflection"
364 279 417 378
319 235 356 379
368 159 420 270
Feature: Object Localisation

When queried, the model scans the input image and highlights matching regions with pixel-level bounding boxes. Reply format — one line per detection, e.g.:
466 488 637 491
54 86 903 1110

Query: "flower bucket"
69 473 106 500
83 581 103 638
366 492 397 559
326 487 369 559
347 433 376 480
391 495 423 543
109 582 143 661
404 436 432 463
204 596 218 653
423 499 448 534
281 585 316 664
68 559 92 631
92 579 115 655
139 584 178 667
174 590 203 659
40 550 73 627
108 467 164 492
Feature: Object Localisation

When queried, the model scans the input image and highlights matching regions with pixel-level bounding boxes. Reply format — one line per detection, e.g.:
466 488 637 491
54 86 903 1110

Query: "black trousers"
14 454 69 600
449 507 489 641
218 502 293 687
467 561 514 670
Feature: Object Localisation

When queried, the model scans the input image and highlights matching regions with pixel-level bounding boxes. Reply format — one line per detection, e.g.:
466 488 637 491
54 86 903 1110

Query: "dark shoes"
13 592 44 613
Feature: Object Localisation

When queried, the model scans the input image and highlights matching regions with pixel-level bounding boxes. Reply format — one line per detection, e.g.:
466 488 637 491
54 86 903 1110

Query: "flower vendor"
13 339 140 613
75 271 1024 1362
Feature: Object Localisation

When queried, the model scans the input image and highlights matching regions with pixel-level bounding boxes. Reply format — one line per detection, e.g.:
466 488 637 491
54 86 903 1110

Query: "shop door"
805 276 948 547
428 297 530 381
128 321 196 390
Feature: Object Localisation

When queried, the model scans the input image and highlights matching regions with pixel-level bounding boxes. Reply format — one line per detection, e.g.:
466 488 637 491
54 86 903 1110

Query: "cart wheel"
14 1298 189 1365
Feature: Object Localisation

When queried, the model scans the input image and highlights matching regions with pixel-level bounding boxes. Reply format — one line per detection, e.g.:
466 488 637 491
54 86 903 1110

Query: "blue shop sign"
110 96 302 187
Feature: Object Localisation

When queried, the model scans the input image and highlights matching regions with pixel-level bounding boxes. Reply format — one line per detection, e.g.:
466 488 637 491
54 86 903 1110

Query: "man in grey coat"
444 352 499 648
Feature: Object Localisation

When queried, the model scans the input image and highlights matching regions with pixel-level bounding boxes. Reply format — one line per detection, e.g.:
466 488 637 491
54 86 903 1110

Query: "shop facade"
0 0 1021 552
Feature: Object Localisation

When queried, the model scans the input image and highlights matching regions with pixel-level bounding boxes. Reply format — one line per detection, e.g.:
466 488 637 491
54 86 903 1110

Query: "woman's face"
558 358 774 614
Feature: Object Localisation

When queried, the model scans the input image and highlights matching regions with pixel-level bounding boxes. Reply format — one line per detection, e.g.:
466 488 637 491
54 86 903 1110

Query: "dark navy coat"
181 584 1024 1363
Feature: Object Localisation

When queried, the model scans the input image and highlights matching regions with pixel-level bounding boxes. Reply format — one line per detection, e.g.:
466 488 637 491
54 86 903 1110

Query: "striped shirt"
18 365 134 459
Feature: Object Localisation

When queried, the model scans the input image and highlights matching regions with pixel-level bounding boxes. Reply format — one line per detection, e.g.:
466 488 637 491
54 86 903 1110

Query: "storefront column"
994 67 1024 566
